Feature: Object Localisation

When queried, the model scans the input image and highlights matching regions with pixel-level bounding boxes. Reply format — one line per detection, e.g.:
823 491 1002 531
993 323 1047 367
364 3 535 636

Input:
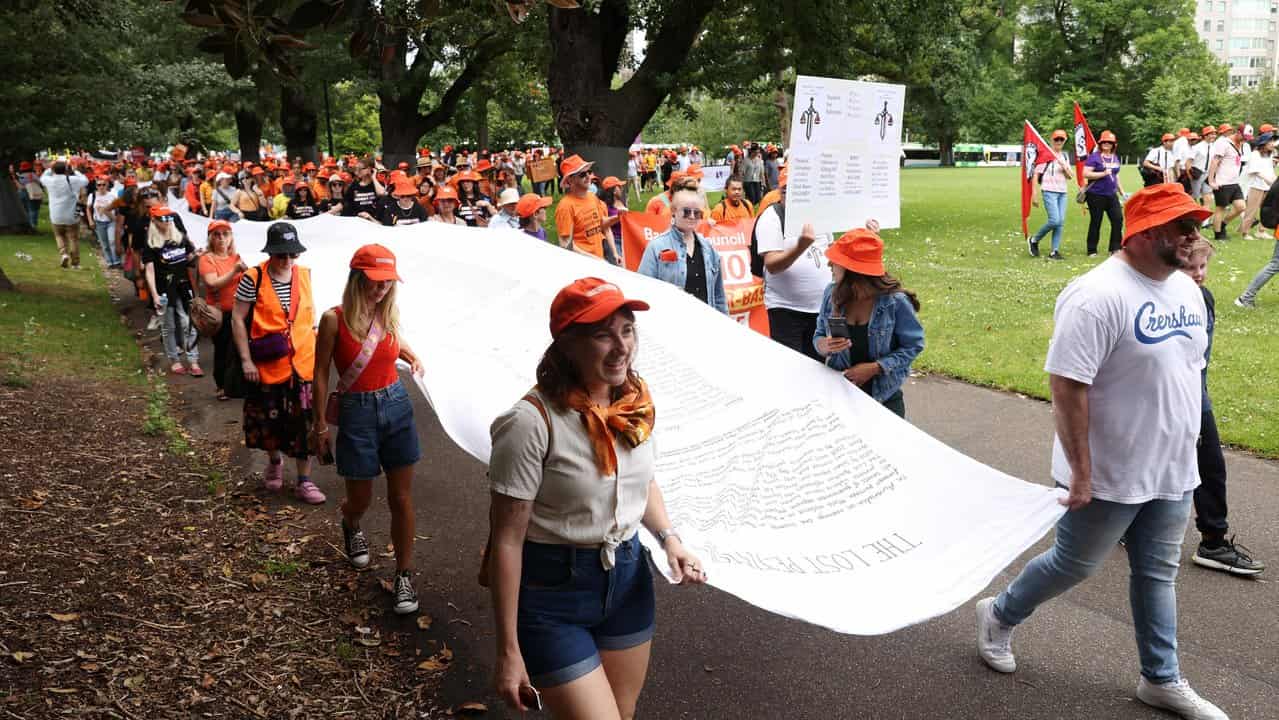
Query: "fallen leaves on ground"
0 380 436 718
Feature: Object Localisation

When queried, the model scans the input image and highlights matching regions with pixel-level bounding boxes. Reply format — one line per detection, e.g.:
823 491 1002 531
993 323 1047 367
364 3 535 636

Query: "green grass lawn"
0 221 143 386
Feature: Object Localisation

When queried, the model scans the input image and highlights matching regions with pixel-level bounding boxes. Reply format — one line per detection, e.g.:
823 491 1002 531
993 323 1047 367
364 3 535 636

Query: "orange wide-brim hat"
1123 183 1213 244
825 229 885 276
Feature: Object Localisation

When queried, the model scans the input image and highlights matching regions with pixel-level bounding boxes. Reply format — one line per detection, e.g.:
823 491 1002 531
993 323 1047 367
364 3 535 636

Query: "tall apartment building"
1196 0 1279 89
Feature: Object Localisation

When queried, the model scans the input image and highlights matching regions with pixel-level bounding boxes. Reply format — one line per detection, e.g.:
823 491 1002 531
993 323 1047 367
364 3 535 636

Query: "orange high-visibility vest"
249 263 316 385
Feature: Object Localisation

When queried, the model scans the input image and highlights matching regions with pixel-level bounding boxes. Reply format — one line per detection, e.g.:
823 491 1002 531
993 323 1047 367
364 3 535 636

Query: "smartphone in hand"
827 316 850 339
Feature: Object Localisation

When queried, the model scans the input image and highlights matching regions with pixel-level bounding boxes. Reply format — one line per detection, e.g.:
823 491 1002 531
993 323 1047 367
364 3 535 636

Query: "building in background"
1196 0 1279 89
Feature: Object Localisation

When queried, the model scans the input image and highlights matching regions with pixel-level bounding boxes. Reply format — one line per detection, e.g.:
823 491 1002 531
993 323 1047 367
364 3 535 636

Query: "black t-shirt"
342 181 380 217
683 240 708 304
457 196 491 227
381 200 429 226
287 200 318 219
847 322 872 388
142 238 196 301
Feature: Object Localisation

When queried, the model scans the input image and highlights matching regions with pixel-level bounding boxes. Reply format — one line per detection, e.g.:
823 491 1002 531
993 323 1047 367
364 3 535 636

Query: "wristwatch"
655 528 681 547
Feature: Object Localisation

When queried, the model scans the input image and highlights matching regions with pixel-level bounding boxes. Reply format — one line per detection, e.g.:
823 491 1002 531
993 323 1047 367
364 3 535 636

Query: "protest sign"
527 157 557 184
173 201 1065 635
786 76 905 235
699 164 733 192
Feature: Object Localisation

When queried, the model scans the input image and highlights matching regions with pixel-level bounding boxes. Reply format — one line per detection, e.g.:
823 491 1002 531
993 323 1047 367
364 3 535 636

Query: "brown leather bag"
190 296 223 337
478 392 552 588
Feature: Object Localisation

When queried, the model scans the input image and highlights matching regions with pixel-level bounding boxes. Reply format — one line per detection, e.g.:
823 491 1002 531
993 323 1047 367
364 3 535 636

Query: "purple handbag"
248 332 290 362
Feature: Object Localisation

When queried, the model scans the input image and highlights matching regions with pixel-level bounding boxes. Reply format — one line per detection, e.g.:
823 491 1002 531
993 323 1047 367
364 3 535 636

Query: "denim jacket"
636 226 728 314
812 284 925 402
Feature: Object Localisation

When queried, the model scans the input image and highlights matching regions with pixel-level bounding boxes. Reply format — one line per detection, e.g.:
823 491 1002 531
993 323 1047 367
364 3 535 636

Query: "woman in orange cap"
313 244 425 615
429 186 467 225
1029 129 1074 259
596 176 629 265
198 219 247 399
381 177 429 226
487 277 705 718
234 169 270 221
455 171 494 227
813 221 924 417
516 192 553 241
1082 130 1127 255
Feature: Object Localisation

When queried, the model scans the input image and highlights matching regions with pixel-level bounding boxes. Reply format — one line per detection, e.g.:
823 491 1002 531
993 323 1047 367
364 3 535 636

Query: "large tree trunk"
377 89 422 169
0 176 30 233
280 85 319 164
476 92 490 152
939 137 955 167
547 0 717 180
235 108 263 162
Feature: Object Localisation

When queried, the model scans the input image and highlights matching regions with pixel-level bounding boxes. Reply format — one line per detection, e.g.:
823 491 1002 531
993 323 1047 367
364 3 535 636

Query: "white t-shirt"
1144 147 1174 178
1044 257 1207 504
1209 137 1243 186
1242 152 1276 191
1191 142 1210 174
1171 136 1191 169
754 205 832 313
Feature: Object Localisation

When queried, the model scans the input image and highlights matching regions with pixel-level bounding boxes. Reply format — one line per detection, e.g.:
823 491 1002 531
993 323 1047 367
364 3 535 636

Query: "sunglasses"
271 253 299 259
1053 138 1066 142
1174 218 1201 236
679 208 704 219
140 191 160 198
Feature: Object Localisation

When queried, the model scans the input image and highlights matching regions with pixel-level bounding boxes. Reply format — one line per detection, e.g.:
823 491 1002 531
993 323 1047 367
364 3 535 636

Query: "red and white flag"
1021 121 1057 238
1072 102 1097 189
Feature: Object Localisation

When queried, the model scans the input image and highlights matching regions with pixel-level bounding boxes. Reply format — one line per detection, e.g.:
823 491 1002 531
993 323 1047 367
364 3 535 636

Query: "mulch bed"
0 380 469 719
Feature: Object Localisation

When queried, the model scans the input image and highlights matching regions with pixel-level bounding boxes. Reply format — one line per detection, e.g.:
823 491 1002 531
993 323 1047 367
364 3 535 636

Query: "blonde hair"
1189 237 1216 259
208 228 237 256
341 269 400 340
147 218 180 249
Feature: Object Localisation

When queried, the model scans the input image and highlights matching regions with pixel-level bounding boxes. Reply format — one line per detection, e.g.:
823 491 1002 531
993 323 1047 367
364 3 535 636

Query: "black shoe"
1213 229 1227 240
342 520 370 569
393 571 418 614
1048 251 1064 260
1028 238 1040 257
1193 536 1265 576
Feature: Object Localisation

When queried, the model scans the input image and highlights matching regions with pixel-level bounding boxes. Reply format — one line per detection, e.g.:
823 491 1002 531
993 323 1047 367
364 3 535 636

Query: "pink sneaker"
263 460 284 492
294 480 326 505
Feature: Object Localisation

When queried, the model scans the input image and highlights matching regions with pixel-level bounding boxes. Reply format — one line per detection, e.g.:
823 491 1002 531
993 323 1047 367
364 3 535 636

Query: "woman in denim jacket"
813 226 924 418
636 188 728 314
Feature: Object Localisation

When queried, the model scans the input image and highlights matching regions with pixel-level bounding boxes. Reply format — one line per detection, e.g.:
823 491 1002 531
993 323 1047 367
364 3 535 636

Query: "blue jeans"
1032 191 1067 252
1240 240 1279 303
23 196 41 229
158 296 199 364
94 220 119 266
994 490 1193 684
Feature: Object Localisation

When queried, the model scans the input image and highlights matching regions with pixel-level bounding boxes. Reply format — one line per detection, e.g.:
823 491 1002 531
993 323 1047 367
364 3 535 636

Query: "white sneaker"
146 315 160 331
976 597 1016 673
1136 676 1229 720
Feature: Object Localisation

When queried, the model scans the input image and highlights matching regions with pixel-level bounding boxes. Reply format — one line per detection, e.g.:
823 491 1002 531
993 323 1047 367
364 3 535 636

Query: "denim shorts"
517 535 656 688
335 380 421 479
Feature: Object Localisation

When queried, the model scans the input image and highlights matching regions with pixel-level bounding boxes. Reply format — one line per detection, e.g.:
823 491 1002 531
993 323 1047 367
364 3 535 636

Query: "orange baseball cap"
559 154 594 178
1160 133 1174 142
1122 183 1213 244
1051 129 1068 140
516 193 552 219
664 170 686 188
350 244 402 282
1098 130 1117 144
1201 126 1217 136
601 176 625 190
549 278 650 339
207 219 233 234
1217 123 1234 134
149 205 176 219
826 229 885 276
433 186 459 202
1261 123 1275 134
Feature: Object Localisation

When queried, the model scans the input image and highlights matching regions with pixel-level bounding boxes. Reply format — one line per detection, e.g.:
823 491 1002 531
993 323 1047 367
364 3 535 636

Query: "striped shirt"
236 270 291 314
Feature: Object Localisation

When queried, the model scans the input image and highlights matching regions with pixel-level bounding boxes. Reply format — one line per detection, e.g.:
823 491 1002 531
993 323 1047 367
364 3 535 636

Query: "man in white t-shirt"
753 175 831 360
1188 128 1213 207
1142 133 1176 185
1207 123 1246 241
976 184 1228 720
1170 128 1191 189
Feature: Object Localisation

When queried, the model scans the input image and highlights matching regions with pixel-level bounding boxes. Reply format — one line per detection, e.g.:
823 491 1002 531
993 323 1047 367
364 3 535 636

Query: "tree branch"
614 0 718 130
417 33 510 135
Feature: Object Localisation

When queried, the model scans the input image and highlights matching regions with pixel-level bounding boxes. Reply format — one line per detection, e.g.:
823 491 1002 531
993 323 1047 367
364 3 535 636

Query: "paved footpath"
149 290 1277 720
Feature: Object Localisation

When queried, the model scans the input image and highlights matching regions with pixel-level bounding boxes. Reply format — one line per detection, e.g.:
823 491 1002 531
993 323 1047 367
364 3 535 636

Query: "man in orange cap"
1190 126 1216 210
1206 124 1246 239
978 183 1228 720
1141 133 1176 186
1171 129 1192 191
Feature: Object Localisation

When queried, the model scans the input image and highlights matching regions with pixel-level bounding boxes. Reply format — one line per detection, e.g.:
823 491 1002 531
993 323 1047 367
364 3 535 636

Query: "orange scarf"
564 379 655 477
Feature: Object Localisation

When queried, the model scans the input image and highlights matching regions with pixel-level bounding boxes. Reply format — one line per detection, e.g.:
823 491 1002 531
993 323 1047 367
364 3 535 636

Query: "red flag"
1021 121 1056 238
1072 102 1097 189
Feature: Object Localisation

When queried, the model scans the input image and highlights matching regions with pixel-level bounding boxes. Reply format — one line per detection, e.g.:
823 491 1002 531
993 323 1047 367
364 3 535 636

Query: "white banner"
175 203 1064 635
699 164 733 193
786 75 905 235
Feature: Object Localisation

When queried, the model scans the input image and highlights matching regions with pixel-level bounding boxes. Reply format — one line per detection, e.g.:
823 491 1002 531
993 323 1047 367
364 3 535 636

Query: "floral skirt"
243 378 313 459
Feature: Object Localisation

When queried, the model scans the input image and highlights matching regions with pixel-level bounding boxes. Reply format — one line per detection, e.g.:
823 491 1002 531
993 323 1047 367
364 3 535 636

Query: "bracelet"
655 528 681 547
312 425 329 434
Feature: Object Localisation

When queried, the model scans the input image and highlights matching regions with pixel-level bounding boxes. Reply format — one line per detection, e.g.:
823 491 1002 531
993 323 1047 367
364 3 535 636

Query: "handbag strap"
335 312 384 393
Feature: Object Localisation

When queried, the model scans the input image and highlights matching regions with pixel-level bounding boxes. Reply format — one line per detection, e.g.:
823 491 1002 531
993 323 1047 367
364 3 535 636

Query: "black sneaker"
393 571 418 614
1213 229 1227 241
1048 251 1064 260
1028 238 1040 257
1193 537 1265 576
342 520 370 569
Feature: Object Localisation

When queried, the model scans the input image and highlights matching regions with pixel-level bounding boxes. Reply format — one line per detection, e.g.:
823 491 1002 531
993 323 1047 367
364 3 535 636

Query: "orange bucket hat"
1122 183 1212 244
825 229 885 276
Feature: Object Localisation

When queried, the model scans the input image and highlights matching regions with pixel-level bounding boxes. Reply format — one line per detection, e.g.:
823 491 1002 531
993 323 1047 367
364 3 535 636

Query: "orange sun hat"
1122 183 1213 243
826 229 885 276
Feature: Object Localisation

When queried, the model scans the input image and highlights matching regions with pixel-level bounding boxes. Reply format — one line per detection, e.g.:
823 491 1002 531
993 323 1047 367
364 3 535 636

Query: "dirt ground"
0 378 469 718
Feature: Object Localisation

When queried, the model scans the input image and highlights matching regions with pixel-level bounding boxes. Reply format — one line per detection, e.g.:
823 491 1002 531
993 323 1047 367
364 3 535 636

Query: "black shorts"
1213 184 1243 207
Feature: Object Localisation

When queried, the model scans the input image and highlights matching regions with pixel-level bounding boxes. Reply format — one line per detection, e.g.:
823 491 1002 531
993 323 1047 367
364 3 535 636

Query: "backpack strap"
521 391 553 462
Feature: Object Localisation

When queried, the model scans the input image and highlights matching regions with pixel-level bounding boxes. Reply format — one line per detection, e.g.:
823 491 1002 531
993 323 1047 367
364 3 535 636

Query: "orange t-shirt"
645 193 673 220
198 253 243 311
311 180 329 201
711 198 754 223
756 189 782 218
554 194 609 258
